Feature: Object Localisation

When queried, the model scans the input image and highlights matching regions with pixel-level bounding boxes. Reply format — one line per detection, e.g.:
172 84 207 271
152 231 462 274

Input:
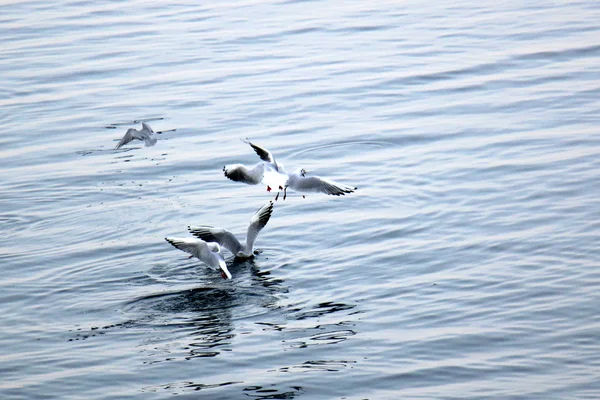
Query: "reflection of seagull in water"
115 122 158 150
164 237 232 279
223 139 357 200
188 201 274 259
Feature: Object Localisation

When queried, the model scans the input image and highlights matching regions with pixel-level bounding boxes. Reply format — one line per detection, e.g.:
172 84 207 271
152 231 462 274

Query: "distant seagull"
188 201 274 259
223 140 356 200
115 122 157 150
164 237 232 279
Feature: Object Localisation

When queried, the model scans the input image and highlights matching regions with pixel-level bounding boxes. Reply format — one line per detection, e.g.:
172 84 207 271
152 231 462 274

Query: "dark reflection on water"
142 380 242 394
121 257 362 397
243 385 304 399
120 257 291 365
277 360 355 373
288 301 357 320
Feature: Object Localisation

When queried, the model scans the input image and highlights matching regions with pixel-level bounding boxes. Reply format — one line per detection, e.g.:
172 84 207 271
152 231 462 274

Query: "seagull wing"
243 139 274 163
115 129 137 150
188 226 243 256
141 122 154 133
165 237 231 279
223 163 264 185
288 173 356 196
165 237 209 260
245 201 274 252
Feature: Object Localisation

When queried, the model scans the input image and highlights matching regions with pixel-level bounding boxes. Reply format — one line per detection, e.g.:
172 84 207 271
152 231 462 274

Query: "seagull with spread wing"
114 122 158 150
188 201 274 259
223 140 357 200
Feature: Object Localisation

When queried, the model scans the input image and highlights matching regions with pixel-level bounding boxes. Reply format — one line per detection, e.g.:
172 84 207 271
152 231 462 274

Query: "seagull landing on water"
188 201 274 259
164 237 232 279
114 122 158 150
223 139 357 200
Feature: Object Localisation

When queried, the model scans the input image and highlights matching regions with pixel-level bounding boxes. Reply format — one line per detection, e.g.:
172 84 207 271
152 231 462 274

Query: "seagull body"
188 201 274 259
223 140 357 199
115 122 157 150
165 237 232 279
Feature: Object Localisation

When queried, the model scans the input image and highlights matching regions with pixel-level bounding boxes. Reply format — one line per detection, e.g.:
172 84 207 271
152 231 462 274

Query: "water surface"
1 1 600 399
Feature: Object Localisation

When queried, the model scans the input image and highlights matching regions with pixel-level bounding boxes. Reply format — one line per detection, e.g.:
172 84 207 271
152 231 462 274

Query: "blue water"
2 1 600 399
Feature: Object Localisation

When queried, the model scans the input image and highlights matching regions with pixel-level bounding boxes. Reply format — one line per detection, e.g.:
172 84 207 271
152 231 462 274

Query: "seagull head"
294 168 306 177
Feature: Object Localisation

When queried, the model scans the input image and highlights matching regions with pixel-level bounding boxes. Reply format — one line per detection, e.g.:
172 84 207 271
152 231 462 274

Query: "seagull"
223 140 357 200
188 201 274 259
114 122 158 150
164 237 232 279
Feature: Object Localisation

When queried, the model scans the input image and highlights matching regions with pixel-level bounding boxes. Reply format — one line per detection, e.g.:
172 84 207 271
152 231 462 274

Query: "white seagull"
223 140 357 200
164 237 232 279
115 122 158 150
188 201 274 259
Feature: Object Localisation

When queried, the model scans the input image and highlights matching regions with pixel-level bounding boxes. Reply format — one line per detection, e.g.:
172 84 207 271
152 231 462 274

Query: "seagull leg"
283 186 287 200
275 192 279 201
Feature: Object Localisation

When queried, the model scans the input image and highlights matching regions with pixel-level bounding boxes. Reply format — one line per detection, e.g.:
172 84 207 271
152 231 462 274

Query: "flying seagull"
223 140 356 200
115 122 158 150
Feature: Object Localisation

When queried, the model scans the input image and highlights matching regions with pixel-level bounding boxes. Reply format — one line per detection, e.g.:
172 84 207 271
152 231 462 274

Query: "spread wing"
245 201 274 252
187 226 243 255
165 237 210 260
115 129 136 150
165 237 231 279
141 122 154 133
243 139 274 163
288 174 356 196
223 163 263 185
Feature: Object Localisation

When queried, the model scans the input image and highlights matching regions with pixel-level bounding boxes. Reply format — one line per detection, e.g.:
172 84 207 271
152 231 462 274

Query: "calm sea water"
2 1 600 399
